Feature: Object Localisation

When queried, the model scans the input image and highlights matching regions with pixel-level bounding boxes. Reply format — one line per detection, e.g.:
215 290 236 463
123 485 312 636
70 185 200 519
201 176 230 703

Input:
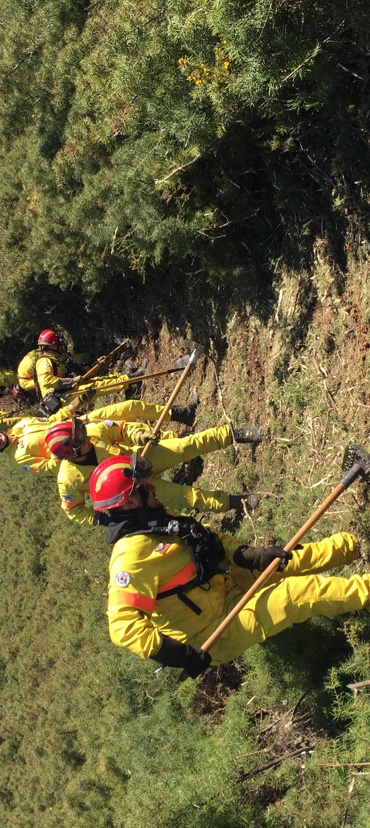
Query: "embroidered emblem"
22 465 31 472
104 419 114 427
63 494 74 501
18 439 24 449
155 542 171 555
115 571 130 587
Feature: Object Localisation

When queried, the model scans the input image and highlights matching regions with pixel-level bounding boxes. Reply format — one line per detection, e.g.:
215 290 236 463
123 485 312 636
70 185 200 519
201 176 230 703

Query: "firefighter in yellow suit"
34 329 133 406
88 456 370 676
45 402 261 525
0 397 202 477
0 401 86 476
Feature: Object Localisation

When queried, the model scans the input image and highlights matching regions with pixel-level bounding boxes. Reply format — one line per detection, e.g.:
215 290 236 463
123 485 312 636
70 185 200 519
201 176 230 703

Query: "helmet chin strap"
139 486 150 507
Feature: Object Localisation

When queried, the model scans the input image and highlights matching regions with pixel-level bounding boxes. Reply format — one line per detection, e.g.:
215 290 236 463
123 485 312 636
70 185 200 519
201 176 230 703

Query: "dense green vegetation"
1 444 370 828
1 0 370 357
1 2 370 826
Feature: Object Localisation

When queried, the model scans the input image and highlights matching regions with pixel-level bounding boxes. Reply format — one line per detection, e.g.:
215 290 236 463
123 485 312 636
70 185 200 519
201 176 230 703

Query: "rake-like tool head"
179 339 205 355
341 443 370 480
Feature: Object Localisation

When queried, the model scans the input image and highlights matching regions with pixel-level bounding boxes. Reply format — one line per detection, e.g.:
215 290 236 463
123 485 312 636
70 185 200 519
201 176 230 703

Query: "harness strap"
31 367 42 402
122 520 225 615
156 578 203 615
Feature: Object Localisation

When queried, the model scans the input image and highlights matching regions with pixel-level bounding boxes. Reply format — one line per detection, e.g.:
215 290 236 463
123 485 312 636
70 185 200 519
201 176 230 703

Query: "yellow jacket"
35 353 66 397
17 349 43 391
1 405 85 476
108 528 240 660
6 425 60 476
0 400 153 473
107 531 364 666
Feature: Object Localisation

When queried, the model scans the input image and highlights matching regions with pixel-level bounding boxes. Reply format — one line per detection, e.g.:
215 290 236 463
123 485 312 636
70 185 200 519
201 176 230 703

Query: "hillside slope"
2 254 369 828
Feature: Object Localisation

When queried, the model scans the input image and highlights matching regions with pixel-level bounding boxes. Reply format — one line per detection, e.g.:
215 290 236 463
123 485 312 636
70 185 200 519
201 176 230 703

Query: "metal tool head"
179 339 205 355
113 336 130 346
341 443 370 479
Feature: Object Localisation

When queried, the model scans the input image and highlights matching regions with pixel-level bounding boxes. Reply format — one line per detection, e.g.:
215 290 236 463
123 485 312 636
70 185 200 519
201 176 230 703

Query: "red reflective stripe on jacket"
110 560 198 615
110 589 155 614
157 560 198 595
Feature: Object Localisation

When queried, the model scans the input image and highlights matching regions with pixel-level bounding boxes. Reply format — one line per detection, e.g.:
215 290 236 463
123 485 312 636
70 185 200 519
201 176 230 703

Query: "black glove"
151 635 212 679
183 646 212 679
233 545 292 572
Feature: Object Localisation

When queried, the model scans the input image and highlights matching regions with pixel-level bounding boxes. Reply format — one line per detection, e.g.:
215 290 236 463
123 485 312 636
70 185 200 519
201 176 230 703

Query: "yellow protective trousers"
190 532 369 664
140 423 233 473
77 373 130 400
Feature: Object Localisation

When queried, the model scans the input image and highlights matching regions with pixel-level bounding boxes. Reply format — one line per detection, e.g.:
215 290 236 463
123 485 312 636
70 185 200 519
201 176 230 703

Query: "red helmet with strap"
45 417 87 460
37 329 61 350
90 454 152 510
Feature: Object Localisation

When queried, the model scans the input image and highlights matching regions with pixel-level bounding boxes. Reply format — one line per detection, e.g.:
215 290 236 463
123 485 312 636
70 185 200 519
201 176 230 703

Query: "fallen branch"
317 761 370 769
155 154 201 184
346 679 370 691
239 746 314 780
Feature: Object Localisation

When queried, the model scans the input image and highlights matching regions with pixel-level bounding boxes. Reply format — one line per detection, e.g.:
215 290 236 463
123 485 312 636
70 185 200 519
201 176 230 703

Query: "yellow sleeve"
14 435 60 477
56 462 95 526
36 356 62 395
47 404 76 423
86 420 127 446
108 537 163 659
108 605 163 658
149 474 230 514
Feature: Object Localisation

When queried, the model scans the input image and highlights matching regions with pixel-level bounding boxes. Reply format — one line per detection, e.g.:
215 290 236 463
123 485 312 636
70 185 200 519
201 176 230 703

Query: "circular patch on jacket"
103 419 114 427
63 494 74 501
115 571 130 587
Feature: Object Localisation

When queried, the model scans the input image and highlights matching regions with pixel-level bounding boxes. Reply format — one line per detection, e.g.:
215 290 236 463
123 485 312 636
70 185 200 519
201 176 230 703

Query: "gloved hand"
57 377 76 389
150 635 212 679
233 544 292 572
78 387 96 404
182 646 212 679
229 493 260 511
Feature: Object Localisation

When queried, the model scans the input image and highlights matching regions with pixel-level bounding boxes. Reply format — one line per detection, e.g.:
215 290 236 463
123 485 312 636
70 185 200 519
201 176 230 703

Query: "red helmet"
45 417 87 460
37 329 61 350
90 454 152 511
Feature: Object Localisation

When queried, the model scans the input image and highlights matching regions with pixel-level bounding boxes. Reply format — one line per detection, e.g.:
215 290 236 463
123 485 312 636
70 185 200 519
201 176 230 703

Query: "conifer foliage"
1 1 370 349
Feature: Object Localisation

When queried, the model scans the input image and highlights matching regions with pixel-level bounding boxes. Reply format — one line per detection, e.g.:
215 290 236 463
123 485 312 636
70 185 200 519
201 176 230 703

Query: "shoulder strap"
31 367 42 402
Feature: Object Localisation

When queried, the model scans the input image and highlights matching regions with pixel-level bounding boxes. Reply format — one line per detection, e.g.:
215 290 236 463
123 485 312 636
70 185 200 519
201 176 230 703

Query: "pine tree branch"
154 154 201 184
